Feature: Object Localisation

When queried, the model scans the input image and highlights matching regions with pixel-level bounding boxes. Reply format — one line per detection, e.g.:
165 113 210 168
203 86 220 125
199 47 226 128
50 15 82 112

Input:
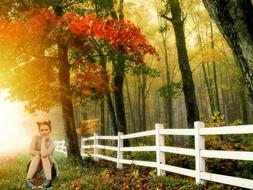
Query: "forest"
0 0 253 189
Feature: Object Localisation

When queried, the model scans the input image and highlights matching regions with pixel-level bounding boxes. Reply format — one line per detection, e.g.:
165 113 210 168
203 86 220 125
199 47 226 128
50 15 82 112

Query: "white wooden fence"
55 121 253 189
54 140 67 156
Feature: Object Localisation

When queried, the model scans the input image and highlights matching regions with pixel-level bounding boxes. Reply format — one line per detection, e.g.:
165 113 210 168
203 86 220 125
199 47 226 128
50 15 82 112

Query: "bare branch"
161 14 173 22
18 0 29 10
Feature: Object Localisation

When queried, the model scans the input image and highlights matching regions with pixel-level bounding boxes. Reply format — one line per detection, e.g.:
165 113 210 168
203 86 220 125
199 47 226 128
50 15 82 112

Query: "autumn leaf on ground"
100 169 114 184
122 182 130 190
72 179 81 190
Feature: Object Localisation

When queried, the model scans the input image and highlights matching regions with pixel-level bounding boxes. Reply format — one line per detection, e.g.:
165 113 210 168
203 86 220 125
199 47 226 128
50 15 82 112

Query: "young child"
26 121 56 189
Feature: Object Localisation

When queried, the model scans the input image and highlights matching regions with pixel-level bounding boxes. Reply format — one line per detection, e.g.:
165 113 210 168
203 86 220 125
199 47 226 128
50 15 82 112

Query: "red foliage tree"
0 7 157 161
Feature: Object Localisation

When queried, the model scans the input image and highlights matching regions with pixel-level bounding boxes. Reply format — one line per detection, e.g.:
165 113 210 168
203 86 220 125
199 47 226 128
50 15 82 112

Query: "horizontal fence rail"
54 140 67 156
55 122 253 189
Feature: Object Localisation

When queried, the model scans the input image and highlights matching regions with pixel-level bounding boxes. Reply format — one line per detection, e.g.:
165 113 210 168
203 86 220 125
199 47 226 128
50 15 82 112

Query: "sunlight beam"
0 91 30 155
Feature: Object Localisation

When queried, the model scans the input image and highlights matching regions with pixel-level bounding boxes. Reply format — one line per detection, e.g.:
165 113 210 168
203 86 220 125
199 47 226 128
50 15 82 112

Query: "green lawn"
0 153 240 190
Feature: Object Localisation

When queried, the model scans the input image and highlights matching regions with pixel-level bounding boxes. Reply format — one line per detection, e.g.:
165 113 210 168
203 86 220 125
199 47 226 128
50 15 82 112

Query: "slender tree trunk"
137 77 142 131
213 62 220 112
165 0 200 128
202 63 215 114
125 76 136 131
141 75 147 131
219 66 226 117
58 44 82 164
148 106 152 129
106 93 118 135
100 99 105 149
192 13 215 115
118 0 124 20
161 24 173 128
82 107 88 120
73 105 80 128
155 95 161 122
241 88 248 124
100 99 105 135
210 21 221 113
207 61 215 107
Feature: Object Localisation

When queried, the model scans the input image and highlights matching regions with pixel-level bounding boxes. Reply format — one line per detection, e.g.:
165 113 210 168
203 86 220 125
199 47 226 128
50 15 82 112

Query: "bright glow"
0 91 30 156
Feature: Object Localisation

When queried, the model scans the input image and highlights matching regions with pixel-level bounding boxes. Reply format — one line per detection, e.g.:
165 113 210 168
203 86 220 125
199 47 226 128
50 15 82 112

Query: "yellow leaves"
76 118 99 136
206 112 226 127
100 169 110 179
131 169 140 178
188 45 224 66
100 169 114 184
148 169 157 178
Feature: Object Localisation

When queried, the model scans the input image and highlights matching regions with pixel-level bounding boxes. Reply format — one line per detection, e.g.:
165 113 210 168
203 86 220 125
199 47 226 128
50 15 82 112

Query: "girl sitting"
26 120 57 188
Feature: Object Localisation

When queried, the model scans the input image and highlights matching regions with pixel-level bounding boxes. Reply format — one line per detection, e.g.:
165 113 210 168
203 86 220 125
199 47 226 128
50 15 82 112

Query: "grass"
0 152 243 190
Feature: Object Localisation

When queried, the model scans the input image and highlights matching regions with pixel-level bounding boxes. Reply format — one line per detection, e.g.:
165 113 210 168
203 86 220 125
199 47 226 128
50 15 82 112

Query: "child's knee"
33 154 41 159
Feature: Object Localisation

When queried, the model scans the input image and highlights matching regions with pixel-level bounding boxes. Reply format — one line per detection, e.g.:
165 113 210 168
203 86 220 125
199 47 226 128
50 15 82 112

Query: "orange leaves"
72 179 81 190
0 20 27 46
61 12 76 24
0 6 157 110
67 15 105 37
26 8 56 37
1 8 157 64
107 20 154 54
72 60 111 98
0 8 55 47
65 13 157 61
122 182 130 189
0 8 55 62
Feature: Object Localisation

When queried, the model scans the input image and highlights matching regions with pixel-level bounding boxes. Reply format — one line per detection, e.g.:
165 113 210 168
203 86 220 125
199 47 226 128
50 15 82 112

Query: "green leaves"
158 81 182 99
125 62 160 77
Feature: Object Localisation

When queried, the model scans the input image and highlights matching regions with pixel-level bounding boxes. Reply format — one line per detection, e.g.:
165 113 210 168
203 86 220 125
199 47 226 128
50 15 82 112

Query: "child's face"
39 124 51 137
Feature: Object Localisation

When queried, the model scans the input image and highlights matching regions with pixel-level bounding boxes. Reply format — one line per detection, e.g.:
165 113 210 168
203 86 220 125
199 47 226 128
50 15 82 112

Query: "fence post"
61 140 65 153
117 132 123 169
80 136 85 157
62 140 67 157
155 123 165 176
195 121 205 185
94 133 99 162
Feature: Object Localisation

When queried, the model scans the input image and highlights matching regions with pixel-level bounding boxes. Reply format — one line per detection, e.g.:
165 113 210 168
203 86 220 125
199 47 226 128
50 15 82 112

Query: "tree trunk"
108 0 129 145
192 13 216 115
141 75 147 131
125 76 136 131
202 63 215 114
58 44 82 164
161 21 173 128
155 94 161 122
100 99 105 135
114 55 129 146
241 88 248 124
106 93 118 135
210 21 221 113
203 0 253 103
166 0 200 128
137 78 142 131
